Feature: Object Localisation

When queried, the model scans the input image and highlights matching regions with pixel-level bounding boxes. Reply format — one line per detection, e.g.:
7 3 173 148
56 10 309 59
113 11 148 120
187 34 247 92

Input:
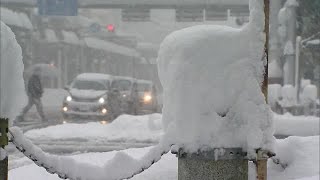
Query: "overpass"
0 0 249 9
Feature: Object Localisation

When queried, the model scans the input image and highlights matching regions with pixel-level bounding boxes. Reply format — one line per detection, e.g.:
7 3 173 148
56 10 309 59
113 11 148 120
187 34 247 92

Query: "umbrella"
24 63 60 78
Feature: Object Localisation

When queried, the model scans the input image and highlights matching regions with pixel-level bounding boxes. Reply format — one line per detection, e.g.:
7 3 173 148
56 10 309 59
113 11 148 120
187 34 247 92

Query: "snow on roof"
45 29 59 43
84 37 140 58
76 73 113 80
0 7 33 30
62 30 80 45
112 75 136 82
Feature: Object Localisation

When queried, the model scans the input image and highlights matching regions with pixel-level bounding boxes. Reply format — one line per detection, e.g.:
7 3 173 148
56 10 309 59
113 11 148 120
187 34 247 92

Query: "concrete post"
0 118 8 180
178 148 248 180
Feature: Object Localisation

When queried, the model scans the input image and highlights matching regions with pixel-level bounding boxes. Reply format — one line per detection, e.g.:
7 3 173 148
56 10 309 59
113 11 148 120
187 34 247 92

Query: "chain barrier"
8 128 171 180
7 126 287 180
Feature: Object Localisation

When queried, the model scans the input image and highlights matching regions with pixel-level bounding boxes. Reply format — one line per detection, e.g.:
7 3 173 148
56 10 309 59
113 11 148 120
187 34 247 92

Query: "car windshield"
72 80 108 91
137 83 151 92
111 80 131 91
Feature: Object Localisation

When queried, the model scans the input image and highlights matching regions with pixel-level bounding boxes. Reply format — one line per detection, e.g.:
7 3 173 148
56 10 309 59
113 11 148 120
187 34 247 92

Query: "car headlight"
98 97 105 104
144 95 152 103
66 96 72 102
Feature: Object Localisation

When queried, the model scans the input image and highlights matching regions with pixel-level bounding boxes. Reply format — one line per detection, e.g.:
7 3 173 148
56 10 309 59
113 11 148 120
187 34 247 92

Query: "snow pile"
300 85 318 105
274 113 319 136
25 114 163 143
279 85 297 107
0 21 27 124
9 136 319 180
157 0 274 154
269 136 319 180
10 127 171 180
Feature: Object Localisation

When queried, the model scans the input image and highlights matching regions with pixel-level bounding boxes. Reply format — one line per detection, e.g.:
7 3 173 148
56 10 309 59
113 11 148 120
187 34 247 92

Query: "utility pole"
283 1 298 85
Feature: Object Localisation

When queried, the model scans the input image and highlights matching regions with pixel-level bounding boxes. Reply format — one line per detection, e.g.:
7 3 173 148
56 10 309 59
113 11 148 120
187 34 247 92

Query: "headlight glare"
144 95 152 102
66 96 72 102
99 97 105 104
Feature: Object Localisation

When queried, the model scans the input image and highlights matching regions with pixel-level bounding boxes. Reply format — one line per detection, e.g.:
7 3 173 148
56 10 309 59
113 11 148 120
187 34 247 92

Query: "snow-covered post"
1 21 27 179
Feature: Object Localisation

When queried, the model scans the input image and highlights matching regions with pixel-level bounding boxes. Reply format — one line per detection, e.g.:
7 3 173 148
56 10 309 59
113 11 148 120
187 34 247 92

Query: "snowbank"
25 114 163 143
24 113 319 144
274 113 319 136
0 21 27 124
9 136 319 180
157 0 273 154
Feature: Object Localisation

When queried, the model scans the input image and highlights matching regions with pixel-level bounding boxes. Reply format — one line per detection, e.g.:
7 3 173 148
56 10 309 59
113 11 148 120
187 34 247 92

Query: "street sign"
122 8 150 22
38 0 78 16
176 8 203 22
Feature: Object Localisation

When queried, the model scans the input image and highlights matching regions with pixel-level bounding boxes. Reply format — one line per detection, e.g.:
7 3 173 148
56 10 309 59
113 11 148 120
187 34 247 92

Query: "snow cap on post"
0 21 27 125
157 0 274 155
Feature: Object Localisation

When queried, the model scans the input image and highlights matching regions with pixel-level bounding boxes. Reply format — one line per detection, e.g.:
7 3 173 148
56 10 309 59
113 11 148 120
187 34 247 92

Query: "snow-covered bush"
0 21 27 125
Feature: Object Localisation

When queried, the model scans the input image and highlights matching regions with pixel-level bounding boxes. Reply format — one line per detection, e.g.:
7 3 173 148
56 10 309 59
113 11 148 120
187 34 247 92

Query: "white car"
62 73 113 121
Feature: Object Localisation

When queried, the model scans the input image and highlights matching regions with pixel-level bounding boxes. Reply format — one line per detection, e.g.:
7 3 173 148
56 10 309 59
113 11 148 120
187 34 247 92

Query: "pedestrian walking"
16 68 47 122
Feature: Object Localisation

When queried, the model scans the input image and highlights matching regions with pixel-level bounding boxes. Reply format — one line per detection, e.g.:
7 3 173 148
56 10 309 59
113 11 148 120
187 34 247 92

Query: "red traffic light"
107 24 115 32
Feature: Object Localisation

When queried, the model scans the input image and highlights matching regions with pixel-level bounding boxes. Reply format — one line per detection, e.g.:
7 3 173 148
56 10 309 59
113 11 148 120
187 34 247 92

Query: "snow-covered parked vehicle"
62 73 113 121
110 76 137 114
134 79 159 114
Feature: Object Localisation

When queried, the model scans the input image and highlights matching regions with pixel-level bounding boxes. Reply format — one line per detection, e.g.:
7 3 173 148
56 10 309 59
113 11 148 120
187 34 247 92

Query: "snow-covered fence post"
0 118 9 180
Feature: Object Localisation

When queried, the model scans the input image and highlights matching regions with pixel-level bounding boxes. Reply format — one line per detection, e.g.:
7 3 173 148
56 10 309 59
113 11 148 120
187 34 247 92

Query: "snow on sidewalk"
24 113 319 144
25 114 163 143
274 113 319 136
9 136 319 180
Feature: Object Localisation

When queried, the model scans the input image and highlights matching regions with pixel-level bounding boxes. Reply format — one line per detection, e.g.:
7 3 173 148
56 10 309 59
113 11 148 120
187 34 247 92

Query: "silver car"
62 73 113 121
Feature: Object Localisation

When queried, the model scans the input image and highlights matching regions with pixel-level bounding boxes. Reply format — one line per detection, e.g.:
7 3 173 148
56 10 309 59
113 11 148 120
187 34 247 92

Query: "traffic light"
107 24 115 32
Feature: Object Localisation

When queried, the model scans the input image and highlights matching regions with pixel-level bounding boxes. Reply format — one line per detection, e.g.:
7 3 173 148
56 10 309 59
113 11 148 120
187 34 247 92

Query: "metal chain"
8 129 171 180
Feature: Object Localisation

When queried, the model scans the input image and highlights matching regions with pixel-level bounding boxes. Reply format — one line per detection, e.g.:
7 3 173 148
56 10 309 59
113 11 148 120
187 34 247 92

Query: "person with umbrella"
16 67 47 122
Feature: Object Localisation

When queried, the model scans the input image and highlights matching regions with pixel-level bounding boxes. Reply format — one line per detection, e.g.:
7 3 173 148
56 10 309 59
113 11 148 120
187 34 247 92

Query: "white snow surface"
279 85 297 107
23 113 319 144
25 114 163 143
0 21 27 124
300 85 318 104
9 136 319 180
273 113 319 136
157 0 274 154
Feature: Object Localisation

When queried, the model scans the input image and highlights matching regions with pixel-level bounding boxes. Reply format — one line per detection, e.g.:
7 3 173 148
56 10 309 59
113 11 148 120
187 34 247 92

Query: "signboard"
38 0 78 16
176 8 203 22
122 8 150 22
205 7 228 21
